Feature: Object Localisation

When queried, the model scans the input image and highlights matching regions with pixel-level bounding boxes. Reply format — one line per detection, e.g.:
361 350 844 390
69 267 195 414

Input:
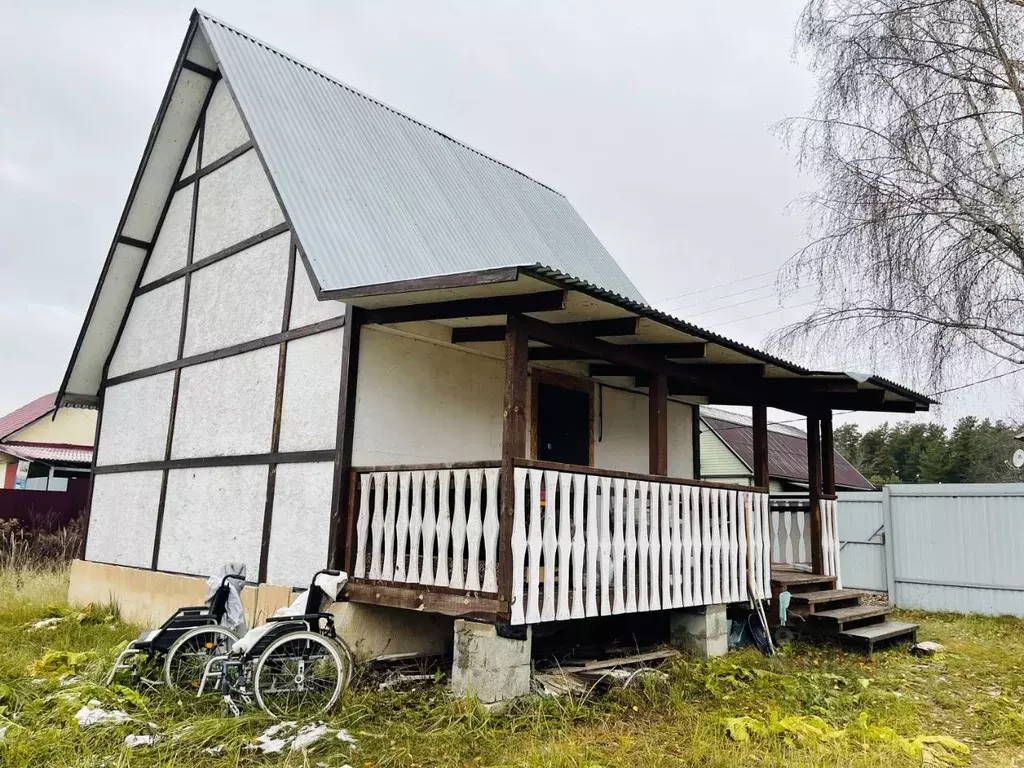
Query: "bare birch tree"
775 0 1024 386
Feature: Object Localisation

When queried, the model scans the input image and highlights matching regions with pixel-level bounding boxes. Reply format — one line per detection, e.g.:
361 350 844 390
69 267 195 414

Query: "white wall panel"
96 373 174 466
158 465 267 577
593 389 694 477
290 264 343 329
266 462 333 587
352 328 504 465
172 347 277 459
193 151 284 260
279 328 343 452
667 401 695 479
201 80 249 165
85 471 163 568
107 279 184 377
183 232 289 356
179 134 198 180
141 186 192 285
593 388 648 474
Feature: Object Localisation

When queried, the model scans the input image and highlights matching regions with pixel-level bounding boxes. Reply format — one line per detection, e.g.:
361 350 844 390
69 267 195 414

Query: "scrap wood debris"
534 647 678 696
366 651 448 690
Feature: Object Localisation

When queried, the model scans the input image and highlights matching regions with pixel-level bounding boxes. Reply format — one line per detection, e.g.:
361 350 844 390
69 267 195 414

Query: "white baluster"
599 476 613 615
407 472 424 584
369 472 385 580
611 477 626 614
354 473 370 579
526 469 543 624
649 483 662 612
710 488 722 603
420 472 437 586
636 481 649 612
381 472 398 581
571 474 586 619
449 469 467 589
678 485 690 607
737 491 748 602
750 491 762 599
761 494 771 599
464 468 484 591
435 470 451 588
585 475 599 617
394 472 411 582
795 505 808 565
482 467 500 593
660 483 673 610
556 473 572 621
727 490 739 602
510 468 528 625
700 486 712 605
624 479 638 613
541 470 558 622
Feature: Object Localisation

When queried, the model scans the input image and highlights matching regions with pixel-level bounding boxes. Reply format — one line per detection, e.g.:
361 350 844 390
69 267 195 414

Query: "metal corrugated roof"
702 414 874 490
0 393 56 442
197 12 645 303
0 442 93 465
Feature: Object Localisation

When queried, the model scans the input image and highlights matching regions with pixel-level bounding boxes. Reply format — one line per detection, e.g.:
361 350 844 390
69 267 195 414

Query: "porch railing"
768 494 842 587
346 461 772 624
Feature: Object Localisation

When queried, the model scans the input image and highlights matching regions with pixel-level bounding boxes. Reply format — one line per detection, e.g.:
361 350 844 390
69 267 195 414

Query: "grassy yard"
0 569 1022 767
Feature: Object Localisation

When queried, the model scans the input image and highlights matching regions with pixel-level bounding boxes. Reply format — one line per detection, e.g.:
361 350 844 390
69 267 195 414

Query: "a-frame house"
61 10 931 698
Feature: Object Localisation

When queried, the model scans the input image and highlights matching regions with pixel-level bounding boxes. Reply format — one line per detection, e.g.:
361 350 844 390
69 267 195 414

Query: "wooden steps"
771 569 917 654
840 621 918 654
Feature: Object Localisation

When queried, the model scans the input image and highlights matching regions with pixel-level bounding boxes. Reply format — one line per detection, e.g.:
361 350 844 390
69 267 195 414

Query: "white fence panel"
836 491 886 592
838 484 1024 616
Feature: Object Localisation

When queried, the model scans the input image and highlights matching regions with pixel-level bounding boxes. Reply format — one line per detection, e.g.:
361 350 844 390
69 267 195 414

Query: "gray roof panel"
197 12 645 301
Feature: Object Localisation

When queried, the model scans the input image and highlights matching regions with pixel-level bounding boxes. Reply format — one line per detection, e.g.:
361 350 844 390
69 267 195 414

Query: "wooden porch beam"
752 404 769 488
806 415 824 574
496 314 529 615
524 341 706 361
649 373 668 475
453 316 638 344
593 362 763 380
362 290 566 325
515 315 753 399
821 411 836 496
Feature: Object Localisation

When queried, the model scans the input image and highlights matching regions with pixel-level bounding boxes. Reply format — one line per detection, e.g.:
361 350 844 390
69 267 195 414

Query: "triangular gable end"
58 12 322 406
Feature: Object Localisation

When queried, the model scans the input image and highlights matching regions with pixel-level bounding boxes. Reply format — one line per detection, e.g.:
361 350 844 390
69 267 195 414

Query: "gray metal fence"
838 484 1024 616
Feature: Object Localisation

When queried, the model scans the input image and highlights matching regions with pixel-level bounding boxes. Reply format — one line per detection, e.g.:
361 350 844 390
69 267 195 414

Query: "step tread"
790 588 866 604
771 571 836 587
840 621 918 642
810 604 891 624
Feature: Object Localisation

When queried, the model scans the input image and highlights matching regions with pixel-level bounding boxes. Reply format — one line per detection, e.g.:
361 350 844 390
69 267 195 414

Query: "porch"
328 272 931 630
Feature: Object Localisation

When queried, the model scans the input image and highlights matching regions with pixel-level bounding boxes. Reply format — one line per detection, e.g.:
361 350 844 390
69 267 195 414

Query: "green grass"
1 569 1022 767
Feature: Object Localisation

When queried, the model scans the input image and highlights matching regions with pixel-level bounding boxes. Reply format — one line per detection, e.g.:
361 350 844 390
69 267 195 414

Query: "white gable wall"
88 83 344 580
183 232 290 356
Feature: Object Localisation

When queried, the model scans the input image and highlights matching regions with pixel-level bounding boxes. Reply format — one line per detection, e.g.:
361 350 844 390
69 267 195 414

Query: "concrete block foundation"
451 620 532 707
670 603 728 658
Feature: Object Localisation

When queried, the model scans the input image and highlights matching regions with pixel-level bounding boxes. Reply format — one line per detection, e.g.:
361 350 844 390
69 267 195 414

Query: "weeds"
0 569 1022 766
0 515 84 571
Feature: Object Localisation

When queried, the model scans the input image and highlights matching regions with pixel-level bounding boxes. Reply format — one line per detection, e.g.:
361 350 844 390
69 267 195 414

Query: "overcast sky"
1 1 1019 426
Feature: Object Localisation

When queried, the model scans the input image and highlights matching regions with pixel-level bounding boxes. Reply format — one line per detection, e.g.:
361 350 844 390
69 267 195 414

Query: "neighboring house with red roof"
0 393 96 490
699 406 873 492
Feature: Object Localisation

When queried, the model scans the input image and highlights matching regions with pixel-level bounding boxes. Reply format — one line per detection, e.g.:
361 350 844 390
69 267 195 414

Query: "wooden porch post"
752 404 769 489
497 315 529 614
649 372 668 475
329 305 363 572
806 414 824 574
820 411 836 496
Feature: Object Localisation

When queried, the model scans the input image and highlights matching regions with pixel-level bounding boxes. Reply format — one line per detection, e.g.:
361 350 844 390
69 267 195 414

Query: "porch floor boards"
770 568 917 654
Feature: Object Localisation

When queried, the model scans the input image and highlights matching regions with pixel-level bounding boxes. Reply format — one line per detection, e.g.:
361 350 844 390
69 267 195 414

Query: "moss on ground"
0 569 1021 767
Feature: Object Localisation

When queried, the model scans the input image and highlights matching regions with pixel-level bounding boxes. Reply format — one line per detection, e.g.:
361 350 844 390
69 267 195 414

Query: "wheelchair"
106 573 242 691
198 569 354 719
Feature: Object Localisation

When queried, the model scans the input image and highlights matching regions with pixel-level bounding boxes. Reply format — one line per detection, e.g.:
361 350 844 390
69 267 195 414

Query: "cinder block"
452 620 532 705
670 603 728 658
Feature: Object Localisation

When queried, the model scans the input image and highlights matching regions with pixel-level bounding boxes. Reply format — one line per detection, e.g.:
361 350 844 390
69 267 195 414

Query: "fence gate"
838 484 1024 616
835 492 886 592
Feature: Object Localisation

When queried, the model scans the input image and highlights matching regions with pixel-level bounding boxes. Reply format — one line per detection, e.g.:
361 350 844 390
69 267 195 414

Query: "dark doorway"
536 382 591 466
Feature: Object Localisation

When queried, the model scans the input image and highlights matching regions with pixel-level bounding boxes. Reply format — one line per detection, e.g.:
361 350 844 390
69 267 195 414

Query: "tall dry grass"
0 514 84 572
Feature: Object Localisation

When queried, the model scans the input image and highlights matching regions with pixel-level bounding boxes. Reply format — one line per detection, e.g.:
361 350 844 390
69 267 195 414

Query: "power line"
709 300 819 328
684 285 816 320
650 266 784 306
